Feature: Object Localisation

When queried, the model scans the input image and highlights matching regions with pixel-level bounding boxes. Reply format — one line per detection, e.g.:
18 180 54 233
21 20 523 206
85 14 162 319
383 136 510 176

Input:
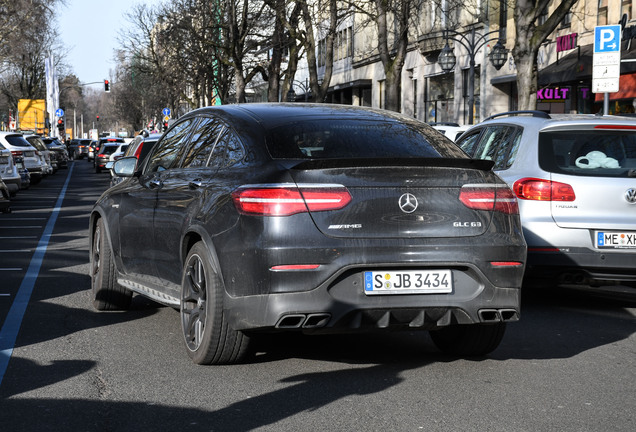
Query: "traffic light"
162 121 168 131
104 79 110 92
57 118 64 131
96 115 100 122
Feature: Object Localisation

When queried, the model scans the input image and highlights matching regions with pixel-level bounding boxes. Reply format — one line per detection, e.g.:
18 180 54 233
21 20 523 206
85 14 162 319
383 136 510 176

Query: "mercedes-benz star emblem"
398 193 418 213
625 188 636 204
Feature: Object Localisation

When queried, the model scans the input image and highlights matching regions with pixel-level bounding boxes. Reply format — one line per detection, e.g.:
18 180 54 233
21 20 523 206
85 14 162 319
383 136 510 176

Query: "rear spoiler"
291 157 495 171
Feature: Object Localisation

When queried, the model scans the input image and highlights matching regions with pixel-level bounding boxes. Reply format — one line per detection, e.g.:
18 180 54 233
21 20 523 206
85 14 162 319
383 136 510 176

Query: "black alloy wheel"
91 218 132 310
180 241 250 365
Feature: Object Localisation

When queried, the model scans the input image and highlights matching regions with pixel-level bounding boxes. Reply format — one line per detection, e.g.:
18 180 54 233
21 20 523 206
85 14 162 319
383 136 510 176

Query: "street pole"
438 27 507 125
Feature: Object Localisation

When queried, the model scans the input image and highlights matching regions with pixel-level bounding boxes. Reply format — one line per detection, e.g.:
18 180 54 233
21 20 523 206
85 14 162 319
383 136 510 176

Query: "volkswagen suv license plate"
364 270 452 295
595 231 636 249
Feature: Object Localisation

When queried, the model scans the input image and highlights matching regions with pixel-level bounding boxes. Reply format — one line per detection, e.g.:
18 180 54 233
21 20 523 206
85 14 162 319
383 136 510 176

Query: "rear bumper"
225 268 521 332
525 247 636 287
26 167 44 178
1 176 20 193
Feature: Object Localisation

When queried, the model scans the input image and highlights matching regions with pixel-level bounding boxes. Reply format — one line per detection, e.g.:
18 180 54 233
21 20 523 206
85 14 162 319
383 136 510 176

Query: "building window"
561 11 572 28
598 0 608 26
319 26 353 65
538 4 548 26
426 74 455 123
622 0 632 21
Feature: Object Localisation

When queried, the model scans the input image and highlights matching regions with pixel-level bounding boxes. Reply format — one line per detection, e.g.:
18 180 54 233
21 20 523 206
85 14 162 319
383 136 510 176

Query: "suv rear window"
539 130 636 177
101 145 120 155
266 119 465 159
5 135 32 147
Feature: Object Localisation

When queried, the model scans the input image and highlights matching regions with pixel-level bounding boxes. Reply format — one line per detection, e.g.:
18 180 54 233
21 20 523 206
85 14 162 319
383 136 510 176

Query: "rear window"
539 130 636 177
5 135 32 147
266 119 465 159
101 145 120 155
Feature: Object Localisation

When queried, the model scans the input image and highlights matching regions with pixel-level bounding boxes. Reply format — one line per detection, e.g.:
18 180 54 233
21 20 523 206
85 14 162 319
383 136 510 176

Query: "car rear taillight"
232 184 352 216
513 178 575 201
459 184 519 214
11 151 23 157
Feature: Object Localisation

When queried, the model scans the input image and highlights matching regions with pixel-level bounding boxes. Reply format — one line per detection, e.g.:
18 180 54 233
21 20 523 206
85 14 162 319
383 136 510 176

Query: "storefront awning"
538 41 636 86
490 74 517 85
538 44 593 86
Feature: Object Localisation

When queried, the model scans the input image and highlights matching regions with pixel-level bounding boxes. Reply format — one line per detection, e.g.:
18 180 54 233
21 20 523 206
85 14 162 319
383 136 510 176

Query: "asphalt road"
0 159 634 432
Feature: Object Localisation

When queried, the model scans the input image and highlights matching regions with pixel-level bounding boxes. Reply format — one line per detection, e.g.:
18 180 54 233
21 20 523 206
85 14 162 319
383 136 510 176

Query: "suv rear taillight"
459 184 519 214
11 151 23 157
513 178 575 201
232 185 352 216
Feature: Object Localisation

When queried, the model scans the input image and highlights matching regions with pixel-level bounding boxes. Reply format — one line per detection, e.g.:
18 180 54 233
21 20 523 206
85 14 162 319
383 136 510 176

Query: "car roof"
479 111 636 130
181 103 427 130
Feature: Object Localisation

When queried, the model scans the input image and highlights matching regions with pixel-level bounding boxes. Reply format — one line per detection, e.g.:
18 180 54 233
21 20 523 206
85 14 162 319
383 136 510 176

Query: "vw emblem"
626 188 636 204
399 193 418 213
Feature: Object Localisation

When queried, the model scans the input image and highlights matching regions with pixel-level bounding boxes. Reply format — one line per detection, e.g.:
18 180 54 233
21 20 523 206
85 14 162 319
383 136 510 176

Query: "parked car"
107 133 161 187
13 156 30 190
0 132 44 184
456 110 636 292
87 141 98 161
0 147 21 196
42 137 69 168
91 103 526 365
91 137 124 166
430 122 472 141
0 177 11 213
94 143 122 173
68 138 91 159
25 135 54 174
108 143 129 162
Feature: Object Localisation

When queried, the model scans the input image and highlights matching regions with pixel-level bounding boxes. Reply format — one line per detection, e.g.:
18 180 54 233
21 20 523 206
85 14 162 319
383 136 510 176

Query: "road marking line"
0 163 74 384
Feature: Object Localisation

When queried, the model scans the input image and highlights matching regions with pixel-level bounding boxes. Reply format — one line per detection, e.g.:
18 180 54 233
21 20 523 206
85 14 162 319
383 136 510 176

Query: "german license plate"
595 231 636 249
364 270 452 295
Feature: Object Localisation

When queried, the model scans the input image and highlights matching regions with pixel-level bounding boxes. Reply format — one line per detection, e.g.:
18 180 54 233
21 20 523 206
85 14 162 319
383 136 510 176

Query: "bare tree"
512 0 579 109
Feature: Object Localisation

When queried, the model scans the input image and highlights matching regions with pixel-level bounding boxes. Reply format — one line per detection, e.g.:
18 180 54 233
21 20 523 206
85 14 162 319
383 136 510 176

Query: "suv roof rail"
484 110 551 122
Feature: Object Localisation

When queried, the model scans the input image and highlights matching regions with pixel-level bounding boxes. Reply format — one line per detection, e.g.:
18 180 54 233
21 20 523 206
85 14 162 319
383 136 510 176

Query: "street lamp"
437 27 508 124
286 78 311 102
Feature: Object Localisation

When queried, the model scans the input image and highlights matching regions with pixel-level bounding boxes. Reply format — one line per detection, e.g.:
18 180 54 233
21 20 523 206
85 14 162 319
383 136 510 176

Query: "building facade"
288 0 636 125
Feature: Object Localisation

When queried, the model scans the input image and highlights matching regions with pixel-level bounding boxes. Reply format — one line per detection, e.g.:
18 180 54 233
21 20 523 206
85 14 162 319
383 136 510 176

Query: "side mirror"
105 161 114 170
112 157 138 177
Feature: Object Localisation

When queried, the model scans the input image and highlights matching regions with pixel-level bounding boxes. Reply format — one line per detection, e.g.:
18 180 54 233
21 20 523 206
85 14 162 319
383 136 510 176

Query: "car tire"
180 241 250 365
91 218 132 310
429 323 506 357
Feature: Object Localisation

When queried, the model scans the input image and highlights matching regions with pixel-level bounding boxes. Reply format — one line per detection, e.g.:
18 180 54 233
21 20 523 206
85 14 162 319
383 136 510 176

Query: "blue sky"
57 0 147 85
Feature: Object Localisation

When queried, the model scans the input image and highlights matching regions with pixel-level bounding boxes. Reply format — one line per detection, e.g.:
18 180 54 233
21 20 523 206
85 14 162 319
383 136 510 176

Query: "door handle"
189 179 203 189
148 178 162 189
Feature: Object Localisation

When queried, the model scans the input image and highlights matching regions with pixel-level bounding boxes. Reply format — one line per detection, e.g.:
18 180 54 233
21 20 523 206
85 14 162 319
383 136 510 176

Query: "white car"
25 135 54 175
0 132 44 185
430 123 472 142
456 111 636 293
108 143 129 162
0 147 21 196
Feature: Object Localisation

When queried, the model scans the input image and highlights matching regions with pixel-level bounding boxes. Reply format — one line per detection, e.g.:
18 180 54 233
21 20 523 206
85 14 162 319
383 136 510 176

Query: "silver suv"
456 111 636 292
